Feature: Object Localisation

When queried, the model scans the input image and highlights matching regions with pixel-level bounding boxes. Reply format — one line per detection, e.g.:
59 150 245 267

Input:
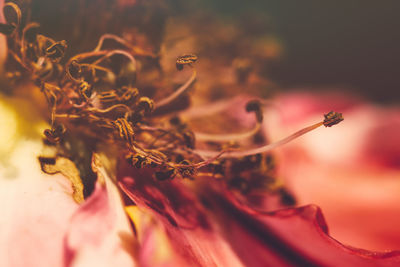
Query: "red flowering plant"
1 1 400 266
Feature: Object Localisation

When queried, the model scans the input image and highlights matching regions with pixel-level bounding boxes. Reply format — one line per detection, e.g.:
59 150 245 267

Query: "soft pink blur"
271 92 400 251
0 141 135 267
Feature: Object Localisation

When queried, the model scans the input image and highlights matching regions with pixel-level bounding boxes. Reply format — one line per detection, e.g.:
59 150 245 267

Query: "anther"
176 54 198 70
245 99 263 123
113 118 135 146
43 123 65 143
137 97 154 115
45 40 67 62
79 81 92 100
119 86 139 103
126 154 150 168
323 111 344 127
176 160 196 179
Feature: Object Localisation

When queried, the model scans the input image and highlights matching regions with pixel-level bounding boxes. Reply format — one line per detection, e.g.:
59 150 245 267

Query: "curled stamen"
194 111 344 158
4 2 22 28
45 40 67 62
154 69 197 109
90 50 137 68
94 34 156 57
113 118 135 146
21 22 40 61
86 103 131 114
94 34 132 52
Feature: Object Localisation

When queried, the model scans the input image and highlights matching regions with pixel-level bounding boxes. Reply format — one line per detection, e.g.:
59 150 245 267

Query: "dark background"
200 0 400 103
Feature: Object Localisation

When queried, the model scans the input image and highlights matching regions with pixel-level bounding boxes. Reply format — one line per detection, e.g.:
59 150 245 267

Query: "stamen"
194 123 260 142
91 50 137 68
112 118 135 147
86 103 131 114
94 34 156 57
154 55 198 109
194 111 343 158
45 40 67 62
4 2 22 27
94 34 132 52
192 100 263 142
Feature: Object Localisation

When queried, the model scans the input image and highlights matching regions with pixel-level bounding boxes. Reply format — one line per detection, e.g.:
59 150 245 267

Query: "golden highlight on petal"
39 156 84 203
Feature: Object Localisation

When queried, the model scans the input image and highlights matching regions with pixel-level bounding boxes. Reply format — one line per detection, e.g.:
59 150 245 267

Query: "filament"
154 69 197 109
195 121 325 158
182 96 244 119
195 122 261 142
94 34 156 57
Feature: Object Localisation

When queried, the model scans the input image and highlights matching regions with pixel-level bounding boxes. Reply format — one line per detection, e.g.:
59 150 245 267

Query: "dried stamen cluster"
0 3 343 202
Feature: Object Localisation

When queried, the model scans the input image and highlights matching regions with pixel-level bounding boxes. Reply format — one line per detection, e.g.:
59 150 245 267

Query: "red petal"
119 165 400 267
119 168 244 267
210 191 400 267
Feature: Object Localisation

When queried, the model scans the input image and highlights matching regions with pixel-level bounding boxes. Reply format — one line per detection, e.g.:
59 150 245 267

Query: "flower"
2 1 400 266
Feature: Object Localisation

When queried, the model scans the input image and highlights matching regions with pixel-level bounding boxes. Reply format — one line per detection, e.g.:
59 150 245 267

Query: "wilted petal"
208 191 400 267
119 159 400 267
119 167 244 267
64 166 136 267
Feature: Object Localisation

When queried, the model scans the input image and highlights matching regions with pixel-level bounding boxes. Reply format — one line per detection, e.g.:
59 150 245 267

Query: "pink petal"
0 141 79 267
118 164 400 267
362 108 400 168
209 193 400 267
119 168 244 267
273 92 400 250
64 173 136 267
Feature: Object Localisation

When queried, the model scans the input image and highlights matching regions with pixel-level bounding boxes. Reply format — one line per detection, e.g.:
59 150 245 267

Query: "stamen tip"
176 54 198 70
323 111 344 127
245 100 263 122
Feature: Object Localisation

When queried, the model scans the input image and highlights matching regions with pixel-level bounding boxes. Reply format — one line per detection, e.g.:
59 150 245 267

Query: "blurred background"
193 0 400 103
22 0 400 103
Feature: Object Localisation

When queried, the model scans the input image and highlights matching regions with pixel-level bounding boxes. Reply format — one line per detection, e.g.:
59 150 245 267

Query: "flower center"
1 2 343 203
